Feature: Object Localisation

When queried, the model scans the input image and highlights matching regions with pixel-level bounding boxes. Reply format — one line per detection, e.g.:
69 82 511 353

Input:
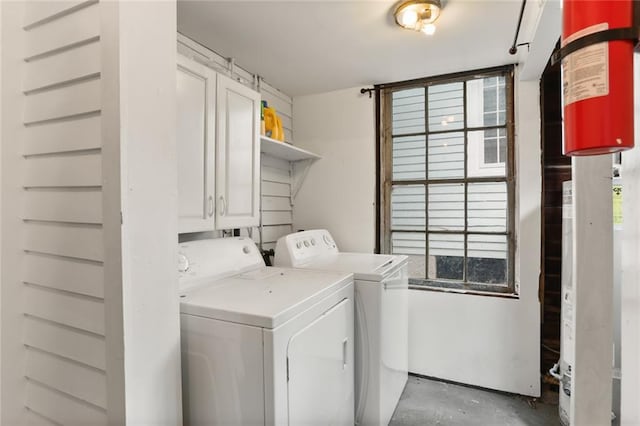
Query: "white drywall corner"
519 0 562 81
292 87 376 253
101 2 182 423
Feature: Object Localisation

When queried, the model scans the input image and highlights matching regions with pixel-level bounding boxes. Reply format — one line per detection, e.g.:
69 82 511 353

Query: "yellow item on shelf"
264 107 284 142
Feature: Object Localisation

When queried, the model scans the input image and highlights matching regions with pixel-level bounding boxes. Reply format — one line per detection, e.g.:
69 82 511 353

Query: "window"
378 66 515 294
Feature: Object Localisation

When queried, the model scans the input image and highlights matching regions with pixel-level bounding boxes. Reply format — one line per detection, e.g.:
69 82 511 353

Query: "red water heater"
562 0 635 156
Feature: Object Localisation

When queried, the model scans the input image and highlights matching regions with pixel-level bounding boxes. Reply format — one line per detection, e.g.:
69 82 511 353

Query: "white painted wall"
1 4 25 422
102 2 182 424
0 1 3 420
292 77 541 396
409 78 541 396
620 52 640 426
293 88 376 253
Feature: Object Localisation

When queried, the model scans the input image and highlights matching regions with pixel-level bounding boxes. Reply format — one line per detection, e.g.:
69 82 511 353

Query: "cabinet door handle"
342 338 348 370
219 196 226 216
208 196 214 217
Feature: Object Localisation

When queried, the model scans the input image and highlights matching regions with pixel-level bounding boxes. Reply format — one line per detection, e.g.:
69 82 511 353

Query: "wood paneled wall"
540 45 571 378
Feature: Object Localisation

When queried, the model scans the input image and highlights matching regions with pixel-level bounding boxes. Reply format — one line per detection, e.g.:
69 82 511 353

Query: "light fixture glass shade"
400 9 419 27
394 0 442 32
421 23 436 35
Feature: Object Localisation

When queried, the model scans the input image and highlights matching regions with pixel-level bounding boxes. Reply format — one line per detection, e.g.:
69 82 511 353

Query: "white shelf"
260 136 321 162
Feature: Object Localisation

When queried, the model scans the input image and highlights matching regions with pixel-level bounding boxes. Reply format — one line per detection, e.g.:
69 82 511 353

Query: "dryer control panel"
274 229 338 267
178 237 264 292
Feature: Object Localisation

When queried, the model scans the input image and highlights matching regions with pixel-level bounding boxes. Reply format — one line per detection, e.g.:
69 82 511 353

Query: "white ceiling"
177 1 531 96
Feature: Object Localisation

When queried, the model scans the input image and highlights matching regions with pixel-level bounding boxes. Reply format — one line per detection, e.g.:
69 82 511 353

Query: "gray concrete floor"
390 376 561 426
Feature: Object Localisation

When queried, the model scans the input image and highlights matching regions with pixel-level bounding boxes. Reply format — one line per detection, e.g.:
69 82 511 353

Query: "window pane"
392 232 425 279
391 185 425 231
467 234 508 285
498 129 507 163
428 132 464 179
428 82 463 132
428 183 464 231
466 76 506 128
428 233 464 281
393 135 426 180
483 112 497 125
392 88 425 135
484 84 497 111
484 139 497 164
467 129 507 178
468 182 507 232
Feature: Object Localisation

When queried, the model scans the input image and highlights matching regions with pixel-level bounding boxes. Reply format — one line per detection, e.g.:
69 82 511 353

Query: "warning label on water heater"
562 23 609 107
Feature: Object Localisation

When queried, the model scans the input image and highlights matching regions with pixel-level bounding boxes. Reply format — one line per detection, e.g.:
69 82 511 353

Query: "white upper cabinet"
215 73 261 229
176 55 216 233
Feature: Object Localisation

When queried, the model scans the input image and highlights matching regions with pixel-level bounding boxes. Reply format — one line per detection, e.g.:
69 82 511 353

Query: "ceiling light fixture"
394 0 442 35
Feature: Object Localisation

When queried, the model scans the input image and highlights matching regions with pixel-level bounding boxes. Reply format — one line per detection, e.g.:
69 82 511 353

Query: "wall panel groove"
23 40 100 93
25 73 101 97
23 250 103 266
24 147 102 159
23 284 105 336
25 345 105 374
23 0 97 31
24 114 101 156
24 3 100 61
23 221 103 261
26 380 108 426
25 347 107 409
24 314 105 339
24 110 101 128
25 408 62 426
24 78 101 125
23 281 104 303
22 189 102 224
23 151 102 188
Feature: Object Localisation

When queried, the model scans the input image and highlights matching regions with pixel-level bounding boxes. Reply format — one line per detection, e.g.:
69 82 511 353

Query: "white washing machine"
178 237 355 425
274 230 408 426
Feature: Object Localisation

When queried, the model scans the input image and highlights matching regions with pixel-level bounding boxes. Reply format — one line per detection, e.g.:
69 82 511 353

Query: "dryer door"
287 298 354 425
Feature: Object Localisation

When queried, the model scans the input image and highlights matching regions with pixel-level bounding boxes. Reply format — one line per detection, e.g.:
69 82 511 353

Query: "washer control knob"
303 240 310 248
311 238 316 246
296 242 302 249
178 254 189 273
242 246 251 254
323 235 332 245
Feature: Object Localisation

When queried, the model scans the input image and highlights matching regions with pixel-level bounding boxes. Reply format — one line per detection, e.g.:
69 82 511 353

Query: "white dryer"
274 230 408 426
178 237 355 425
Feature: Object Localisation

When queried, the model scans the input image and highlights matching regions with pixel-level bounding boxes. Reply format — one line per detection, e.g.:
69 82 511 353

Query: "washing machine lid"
295 253 408 282
180 267 353 329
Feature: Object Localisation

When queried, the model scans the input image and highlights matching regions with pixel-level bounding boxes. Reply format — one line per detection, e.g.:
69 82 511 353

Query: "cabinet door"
176 56 216 233
215 74 261 229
